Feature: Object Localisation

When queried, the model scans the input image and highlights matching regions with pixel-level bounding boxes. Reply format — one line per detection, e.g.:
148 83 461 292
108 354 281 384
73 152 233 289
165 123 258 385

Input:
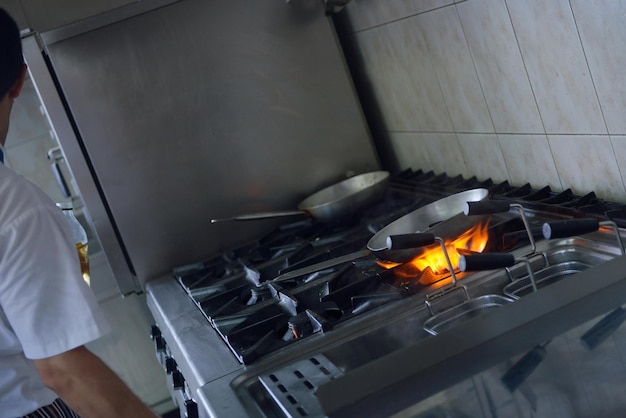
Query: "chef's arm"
33 345 159 418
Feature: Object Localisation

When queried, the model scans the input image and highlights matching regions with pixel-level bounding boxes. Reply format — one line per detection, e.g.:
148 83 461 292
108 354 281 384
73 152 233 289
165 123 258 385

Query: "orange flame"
378 221 490 275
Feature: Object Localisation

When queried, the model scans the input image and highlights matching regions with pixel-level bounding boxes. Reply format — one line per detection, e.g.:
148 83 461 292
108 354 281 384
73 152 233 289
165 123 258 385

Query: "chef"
0 8 159 418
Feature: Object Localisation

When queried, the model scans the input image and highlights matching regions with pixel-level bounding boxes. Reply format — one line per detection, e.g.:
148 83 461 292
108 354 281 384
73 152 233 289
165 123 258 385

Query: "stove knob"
165 357 177 374
154 335 166 353
149 325 161 340
172 370 185 390
184 399 198 418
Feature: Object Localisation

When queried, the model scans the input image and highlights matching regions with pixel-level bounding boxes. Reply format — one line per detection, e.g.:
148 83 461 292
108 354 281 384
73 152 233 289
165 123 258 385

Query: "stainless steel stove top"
146 170 626 418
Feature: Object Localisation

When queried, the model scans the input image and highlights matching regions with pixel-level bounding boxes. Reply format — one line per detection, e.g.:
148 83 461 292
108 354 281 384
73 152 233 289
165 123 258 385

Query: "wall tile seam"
348 3 457 34
385 130 623 137
567 0 625 195
453 1 510 184
501 0 551 148
355 3 616 137
567 0 611 138
408 12 459 148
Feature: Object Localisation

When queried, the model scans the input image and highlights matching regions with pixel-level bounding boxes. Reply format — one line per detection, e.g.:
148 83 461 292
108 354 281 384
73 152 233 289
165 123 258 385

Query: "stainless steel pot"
211 171 390 223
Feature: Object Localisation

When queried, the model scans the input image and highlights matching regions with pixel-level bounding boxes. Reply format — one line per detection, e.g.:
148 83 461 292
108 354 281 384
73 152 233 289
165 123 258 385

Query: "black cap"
0 8 24 100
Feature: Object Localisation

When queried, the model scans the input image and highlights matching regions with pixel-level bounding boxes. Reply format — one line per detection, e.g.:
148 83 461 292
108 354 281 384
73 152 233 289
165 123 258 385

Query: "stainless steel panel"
38 0 379 290
22 35 136 293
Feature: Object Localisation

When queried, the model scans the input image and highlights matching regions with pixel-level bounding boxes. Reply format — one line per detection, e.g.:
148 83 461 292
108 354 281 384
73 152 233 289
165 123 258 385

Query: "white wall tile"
387 132 429 172
506 0 605 135
345 0 415 30
354 28 404 131
346 0 626 201
457 133 508 182
414 132 467 177
416 6 493 133
498 134 561 191
458 0 543 134
548 135 625 200
412 0 453 14
385 0 417 21
385 18 453 131
609 136 626 191
570 0 626 135
366 26 416 131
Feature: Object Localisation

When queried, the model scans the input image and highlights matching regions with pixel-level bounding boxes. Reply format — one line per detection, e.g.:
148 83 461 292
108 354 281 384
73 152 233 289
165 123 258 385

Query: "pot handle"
542 219 599 239
386 233 435 250
458 253 515 271
460 253 538 292
542 219 624 255
465 201 537 255
464 200 511 215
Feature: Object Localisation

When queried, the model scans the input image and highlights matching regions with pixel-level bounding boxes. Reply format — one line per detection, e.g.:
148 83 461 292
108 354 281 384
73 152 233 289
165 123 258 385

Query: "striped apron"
22 398 80 418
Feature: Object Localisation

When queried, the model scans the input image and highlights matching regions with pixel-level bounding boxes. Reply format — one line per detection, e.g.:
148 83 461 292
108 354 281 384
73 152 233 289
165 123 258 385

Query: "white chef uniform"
0 162 111 417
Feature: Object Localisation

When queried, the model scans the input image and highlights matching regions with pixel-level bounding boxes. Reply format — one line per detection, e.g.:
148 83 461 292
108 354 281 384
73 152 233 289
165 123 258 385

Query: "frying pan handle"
386 233 435 250
542 219 600 239
544 219 625 255
459 253 515 271
464 200 511 215
466 200 539 256
461 254 538 291
210 210 307 223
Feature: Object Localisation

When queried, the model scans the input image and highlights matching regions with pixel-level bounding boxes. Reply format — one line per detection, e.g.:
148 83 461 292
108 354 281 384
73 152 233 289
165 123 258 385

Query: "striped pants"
22 398 80 418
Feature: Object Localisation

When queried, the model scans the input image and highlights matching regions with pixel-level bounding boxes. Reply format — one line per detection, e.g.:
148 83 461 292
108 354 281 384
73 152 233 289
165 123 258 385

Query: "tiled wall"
343 0 626 202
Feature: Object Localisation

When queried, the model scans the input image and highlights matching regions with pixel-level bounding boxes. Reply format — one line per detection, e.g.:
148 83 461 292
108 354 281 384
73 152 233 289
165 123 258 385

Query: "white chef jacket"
0 163 111 417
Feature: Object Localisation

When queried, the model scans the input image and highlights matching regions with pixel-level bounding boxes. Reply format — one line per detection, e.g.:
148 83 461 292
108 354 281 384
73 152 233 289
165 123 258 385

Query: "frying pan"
368 188 490 263
211 171 390 223
270 188 489 283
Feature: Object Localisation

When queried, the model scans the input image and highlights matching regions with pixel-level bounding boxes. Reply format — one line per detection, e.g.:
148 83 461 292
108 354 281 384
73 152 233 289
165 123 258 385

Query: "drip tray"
503 244 615 299
258 354 343 417
503 261 592 299
423 294 515 336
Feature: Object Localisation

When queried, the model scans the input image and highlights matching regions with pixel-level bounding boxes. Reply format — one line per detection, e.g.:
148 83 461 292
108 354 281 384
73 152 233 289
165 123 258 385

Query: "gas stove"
171 170 620 363
146 170 626 418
